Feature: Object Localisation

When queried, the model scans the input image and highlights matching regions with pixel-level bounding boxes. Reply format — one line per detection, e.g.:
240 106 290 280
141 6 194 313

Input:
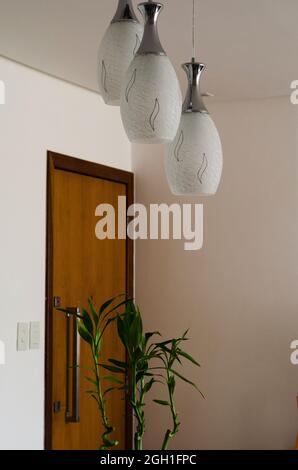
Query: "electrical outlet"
17 323 28 351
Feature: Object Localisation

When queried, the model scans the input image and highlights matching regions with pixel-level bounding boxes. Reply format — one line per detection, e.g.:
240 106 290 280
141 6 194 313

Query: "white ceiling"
0 0 297 100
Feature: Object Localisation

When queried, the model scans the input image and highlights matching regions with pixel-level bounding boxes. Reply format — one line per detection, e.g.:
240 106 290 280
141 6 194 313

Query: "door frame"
45 151 134 450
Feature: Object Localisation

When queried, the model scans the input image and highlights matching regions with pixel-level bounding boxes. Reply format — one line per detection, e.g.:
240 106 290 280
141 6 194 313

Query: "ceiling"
0 0 297 100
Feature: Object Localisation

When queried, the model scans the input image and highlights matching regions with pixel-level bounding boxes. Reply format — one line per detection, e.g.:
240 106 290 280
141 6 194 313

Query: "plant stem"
131 362 140 450
92 352 113 449
138 377 146 448
161 371 180 450
162 430 172 451
131 362 145 450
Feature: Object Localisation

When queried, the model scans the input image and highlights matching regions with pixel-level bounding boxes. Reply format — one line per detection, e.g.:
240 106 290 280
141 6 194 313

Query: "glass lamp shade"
98 0 144 106
120 2 182 144
165 62 223 195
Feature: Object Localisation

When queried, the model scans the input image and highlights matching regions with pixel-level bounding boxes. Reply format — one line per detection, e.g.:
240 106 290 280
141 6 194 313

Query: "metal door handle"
65 307 80 423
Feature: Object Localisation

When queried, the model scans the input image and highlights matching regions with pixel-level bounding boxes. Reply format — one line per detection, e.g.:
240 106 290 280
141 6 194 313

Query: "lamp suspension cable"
192 0 197 62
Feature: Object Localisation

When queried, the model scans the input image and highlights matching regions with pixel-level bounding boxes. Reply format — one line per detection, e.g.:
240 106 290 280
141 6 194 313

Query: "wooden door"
45 152 133 450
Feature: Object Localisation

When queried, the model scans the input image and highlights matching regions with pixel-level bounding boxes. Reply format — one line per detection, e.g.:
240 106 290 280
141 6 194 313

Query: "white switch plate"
29 322 40 350
0 340 5 365
17 323 28 351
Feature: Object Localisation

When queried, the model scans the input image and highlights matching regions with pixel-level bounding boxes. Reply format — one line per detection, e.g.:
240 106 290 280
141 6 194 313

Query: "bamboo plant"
57 295 129 450
107 300 204 450
104 301 162 450
57 296 203 450
151 332 205 450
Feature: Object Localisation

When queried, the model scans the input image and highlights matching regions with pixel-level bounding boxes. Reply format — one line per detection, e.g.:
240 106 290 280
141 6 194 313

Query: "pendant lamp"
120 1 182 144
165 0 223 195
98 0 144 106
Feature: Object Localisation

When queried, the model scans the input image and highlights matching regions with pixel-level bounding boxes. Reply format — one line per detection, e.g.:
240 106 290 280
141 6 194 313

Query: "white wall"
0 57 131 450
132 96 298 450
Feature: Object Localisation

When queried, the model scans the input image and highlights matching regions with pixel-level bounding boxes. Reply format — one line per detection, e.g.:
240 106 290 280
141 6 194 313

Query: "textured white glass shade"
120 1 182 144
165 112 223 195
120 54 182 143
98 21 143 106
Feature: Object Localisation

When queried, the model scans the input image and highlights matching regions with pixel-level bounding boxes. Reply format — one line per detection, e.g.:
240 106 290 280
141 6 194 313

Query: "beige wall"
132 96 298 450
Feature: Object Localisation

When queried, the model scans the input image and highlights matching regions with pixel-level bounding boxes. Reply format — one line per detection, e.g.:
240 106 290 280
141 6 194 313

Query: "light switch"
30 322 40 350
0 340 5 365
17 323 28 351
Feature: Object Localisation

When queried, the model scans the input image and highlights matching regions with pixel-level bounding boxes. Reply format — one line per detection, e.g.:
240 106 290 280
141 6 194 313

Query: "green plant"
57 295 129 450
107 301 161 450
57 296 204 451
108 300 203 450
152 332 205 450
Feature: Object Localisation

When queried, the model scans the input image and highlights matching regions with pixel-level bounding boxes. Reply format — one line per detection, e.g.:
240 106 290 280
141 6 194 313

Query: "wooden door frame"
45 151 134 450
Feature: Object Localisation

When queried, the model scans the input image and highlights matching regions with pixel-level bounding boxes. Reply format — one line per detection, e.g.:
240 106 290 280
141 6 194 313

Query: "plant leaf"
182 330 189 340
103 387 116 397
90 394 100 405
100 315 119 340
171 369 205 398
82 308 94 336
77 319 93 345
102 298 133 321
145 331 161 346
85 376 97 386
99 294 125 316
117 316 129 351
177 349 201 367
88 297 99 328
102 375 124 385
108 358 128 369
99 364 126 374
94 329 102 356
153 399 170 406
143 378 155 394
99 315 118 341
129 312 142 349
155 335 188 348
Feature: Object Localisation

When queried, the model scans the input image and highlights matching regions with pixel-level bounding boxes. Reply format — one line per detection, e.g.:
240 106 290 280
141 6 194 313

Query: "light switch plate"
29 322 40 350
17 323 28 351
0 340 5 365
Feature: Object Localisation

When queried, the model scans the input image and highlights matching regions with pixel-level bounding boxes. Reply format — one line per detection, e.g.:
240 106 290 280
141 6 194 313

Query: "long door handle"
65 307 80 423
